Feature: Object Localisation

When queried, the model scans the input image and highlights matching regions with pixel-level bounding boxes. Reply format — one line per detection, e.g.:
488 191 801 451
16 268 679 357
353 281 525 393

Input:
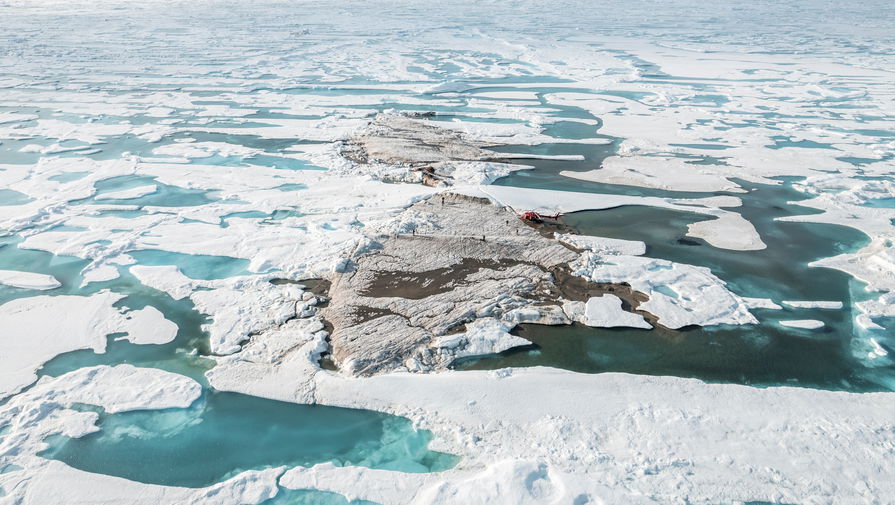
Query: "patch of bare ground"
322 193 654 376
340 113 515 186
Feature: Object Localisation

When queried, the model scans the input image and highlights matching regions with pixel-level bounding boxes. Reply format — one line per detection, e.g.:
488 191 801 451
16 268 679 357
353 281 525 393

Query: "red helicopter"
518 211 561 223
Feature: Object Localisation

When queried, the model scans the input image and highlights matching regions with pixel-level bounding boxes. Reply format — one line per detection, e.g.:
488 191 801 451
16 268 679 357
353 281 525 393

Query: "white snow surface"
583 294 652 328
560 156 745 193
742 297 783 310
129 264 195 300
432 318 531 360
439 161 533 186
0 365 283 505
570 253 757 328
1 1 894 503
0 292 178 397
0 270 61 290
782 300 845 310
687 213 767 251
562 295 651 329
5 463 283 505
116 305 179 345
17 364 201 414
94 184 158 200
293 367 895 505
205 316 327 404
779 319 826 330
553 233 646 256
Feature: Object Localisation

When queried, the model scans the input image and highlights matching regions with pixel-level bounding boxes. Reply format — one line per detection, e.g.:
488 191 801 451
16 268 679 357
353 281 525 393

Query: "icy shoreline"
1 0 894 503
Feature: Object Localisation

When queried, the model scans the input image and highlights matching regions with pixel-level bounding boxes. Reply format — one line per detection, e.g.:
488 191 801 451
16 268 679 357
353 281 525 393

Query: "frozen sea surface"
1 0 895 503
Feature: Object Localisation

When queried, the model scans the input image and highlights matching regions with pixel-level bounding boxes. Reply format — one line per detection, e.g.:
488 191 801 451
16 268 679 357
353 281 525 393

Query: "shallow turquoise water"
40 391 455 488
0 236 89 305
37 271 215 382
128 249 252 279
83 174 218 207
469 133 892 391
34 268 456 484
862 197 895 209
263 489 379 505
248 154 323 171
0 189 33 206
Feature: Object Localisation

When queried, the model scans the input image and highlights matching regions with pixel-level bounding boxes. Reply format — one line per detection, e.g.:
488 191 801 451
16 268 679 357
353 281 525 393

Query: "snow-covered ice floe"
0 292 178 397
476 185 766 251
571 253 757 328
563 294 652 329
276 367 895 505
779 319 826 330
0 365 284 505
0 270 61 290
782 300 844 310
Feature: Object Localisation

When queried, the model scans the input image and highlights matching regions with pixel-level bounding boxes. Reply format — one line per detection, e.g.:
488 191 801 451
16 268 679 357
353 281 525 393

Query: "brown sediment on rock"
361 258 528 300
321 193 654 376
270 277 331 299
346 305 402 325
519 264 658 326
524 217 577 240
548 265 658 326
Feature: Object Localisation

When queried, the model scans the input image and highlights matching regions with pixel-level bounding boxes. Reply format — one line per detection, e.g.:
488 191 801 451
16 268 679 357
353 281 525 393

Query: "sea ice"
206 317 326 404
129 264 197 300
781 300 844 309
303 367 895 505
686 213 767 251
553 233 647 256
191 283 310 355
571 253 757 328
94 184 158 201
560 156 744 193
741 297 783 310
0 269 61 290
580 294 651 329
478 185 764 251
117 306 179 345
779 320 826 330
431 318 532 363
0 292 178 397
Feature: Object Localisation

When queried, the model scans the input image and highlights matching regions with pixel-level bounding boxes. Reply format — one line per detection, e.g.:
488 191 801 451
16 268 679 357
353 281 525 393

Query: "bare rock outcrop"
340 114 521 186
342 113 499 166
322 194 648 376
